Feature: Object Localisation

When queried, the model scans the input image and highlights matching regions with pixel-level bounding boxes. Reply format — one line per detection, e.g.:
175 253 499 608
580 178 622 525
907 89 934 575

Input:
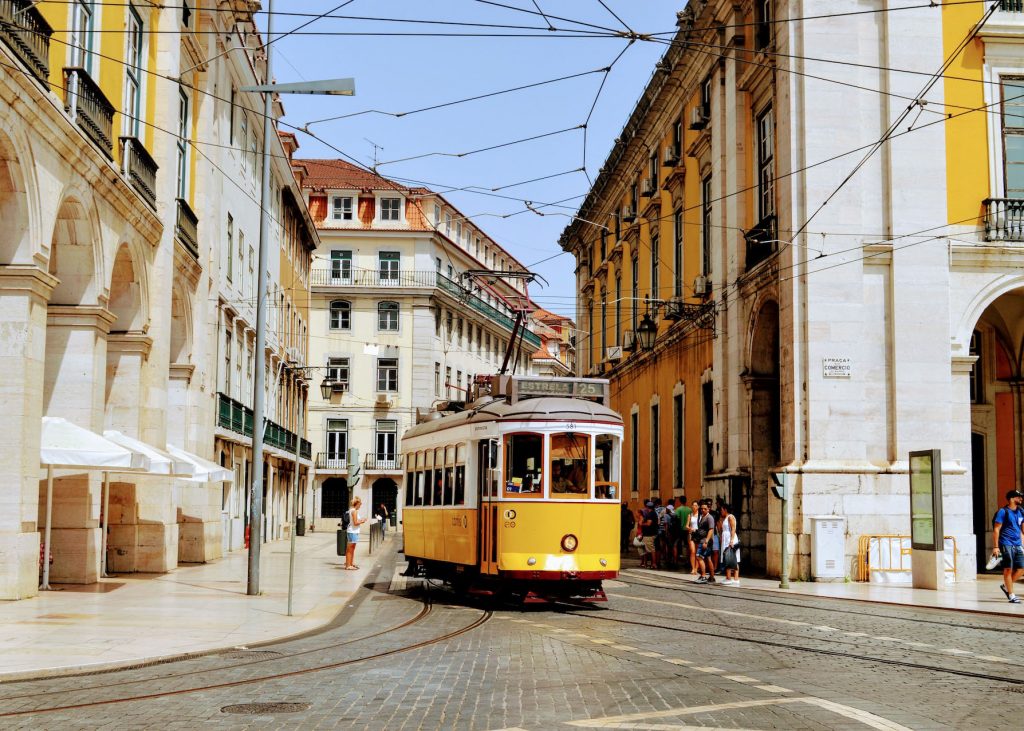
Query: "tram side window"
550 433 590 497
443 446 455 505
406 470 414 506
504 432 544 498
415 470 424 506
595 434 619 500
433 448 444 505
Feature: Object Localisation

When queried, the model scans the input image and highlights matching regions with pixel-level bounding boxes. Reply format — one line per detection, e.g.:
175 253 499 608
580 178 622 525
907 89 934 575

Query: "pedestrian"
620 503 635 553
719 503 740 586
638 500 658 568
675 499 693 571
693 500 716 583
658 498 675 568
992 489 1024 603
686 500 700 574
375 503 389 537
344 496 365 571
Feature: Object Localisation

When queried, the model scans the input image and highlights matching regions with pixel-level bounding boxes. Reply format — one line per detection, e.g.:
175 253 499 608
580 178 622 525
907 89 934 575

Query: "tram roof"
404 397 623 440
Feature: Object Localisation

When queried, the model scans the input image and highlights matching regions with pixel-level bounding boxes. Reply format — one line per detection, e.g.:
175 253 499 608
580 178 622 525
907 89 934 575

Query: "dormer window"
380 197 402 221
332 196 354 221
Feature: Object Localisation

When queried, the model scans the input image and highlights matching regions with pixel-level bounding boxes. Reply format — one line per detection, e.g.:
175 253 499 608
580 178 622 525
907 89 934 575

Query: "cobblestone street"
1 557 1020 730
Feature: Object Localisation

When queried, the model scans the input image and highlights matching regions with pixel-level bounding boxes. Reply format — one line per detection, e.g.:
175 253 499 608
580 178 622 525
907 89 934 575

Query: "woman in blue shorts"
345 496 365 570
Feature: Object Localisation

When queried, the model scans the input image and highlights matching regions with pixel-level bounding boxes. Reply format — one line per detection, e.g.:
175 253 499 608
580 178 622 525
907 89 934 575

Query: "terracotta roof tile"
300 159 419 193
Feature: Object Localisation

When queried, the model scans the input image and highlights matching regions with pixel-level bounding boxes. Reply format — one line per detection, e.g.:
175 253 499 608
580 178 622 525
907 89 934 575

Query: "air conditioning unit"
663 146 681 167
689 107 709 130
606 345 623 361
693 275 711 297
622 205 636 223
331 381 349 393
375 393 391 405
622 329 637 351
662 296 685 321
641 177 657 197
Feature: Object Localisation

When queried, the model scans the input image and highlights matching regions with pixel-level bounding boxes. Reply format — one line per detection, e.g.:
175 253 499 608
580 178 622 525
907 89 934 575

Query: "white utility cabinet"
810 515 846 580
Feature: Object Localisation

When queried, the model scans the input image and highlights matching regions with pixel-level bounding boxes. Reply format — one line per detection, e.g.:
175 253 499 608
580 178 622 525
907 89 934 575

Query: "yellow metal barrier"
857 535 957 583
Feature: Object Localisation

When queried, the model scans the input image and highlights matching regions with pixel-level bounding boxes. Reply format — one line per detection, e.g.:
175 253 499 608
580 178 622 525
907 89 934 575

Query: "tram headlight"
599 558 607 567
527 557 537 566
561 534 578 552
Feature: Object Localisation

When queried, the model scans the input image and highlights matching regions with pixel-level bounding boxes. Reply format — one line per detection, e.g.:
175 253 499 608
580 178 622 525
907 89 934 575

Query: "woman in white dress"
719 503 740 586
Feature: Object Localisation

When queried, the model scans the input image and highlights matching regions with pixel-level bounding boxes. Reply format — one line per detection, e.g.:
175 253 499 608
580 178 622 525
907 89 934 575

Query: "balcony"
0 0 51 87
1000 0 1023 10
315 453 347 471
310 267 437 288
437 272 542 349
744 214 778 271
63 67 115 158
364 453 401 472
983 198 1024 241
217 392 312 460
175 198 199 260
119 137 158 210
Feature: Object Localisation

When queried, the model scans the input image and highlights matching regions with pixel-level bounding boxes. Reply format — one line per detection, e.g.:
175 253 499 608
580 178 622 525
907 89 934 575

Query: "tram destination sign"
500 376 609 405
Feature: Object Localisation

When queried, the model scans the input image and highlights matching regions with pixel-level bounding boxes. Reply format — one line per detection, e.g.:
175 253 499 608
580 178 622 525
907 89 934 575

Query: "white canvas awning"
167 444 233 483
104 431 195 477
41 417 148 470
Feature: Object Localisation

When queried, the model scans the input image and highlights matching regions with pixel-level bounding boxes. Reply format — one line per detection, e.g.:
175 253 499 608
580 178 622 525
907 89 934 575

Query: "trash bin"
336 528 347 556
389 514 397 528
296 515 306 536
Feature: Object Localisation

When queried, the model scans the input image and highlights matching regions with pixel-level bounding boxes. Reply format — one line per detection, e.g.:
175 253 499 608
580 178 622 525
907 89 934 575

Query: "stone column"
42 305 115 584
0 265 57 599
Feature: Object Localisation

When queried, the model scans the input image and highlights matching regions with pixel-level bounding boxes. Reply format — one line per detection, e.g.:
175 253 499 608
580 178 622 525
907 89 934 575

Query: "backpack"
341 509 351 531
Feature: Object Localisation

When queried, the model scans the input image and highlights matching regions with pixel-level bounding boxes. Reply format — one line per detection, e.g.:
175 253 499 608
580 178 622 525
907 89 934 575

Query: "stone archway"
967 291 1024 571
321 478 349 520
743 299 781 574
372 478 399 524
0 132 32 265
105 243 149 436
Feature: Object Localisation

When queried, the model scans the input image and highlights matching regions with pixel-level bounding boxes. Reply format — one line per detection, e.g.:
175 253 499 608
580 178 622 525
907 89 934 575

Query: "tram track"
561 580 1024 688
618 569 1021 631
0 587 492 719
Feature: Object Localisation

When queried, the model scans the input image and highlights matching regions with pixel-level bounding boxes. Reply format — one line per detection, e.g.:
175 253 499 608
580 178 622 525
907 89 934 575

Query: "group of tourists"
620 496 741 586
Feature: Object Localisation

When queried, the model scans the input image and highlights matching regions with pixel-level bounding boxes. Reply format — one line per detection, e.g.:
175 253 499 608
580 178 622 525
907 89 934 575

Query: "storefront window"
550 433 590 497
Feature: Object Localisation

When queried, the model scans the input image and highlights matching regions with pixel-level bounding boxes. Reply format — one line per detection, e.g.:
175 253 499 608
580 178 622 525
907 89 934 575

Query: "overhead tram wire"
581 39 635 185
472 0 623 35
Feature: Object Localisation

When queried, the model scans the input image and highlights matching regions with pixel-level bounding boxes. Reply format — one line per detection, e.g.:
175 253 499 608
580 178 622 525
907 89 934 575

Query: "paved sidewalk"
0 529 399 679
627 562 1024 617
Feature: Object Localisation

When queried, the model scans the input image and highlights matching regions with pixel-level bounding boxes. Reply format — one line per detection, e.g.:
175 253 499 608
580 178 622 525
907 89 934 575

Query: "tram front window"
504 433 543 498
595 433 619 500
550 433 590 497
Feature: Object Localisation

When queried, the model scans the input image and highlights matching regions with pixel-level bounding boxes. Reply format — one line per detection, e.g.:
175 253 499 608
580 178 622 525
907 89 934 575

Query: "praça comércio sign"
822 356 852 378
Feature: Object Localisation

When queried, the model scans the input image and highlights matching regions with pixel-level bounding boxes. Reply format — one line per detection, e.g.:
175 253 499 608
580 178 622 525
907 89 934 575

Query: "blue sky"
269 1 681 320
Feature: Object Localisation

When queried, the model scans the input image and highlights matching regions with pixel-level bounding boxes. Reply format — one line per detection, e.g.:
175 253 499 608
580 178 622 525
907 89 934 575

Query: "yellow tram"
401 376 623 602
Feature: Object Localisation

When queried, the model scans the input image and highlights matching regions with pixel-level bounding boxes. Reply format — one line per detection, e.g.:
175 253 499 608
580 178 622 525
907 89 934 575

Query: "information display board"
909 449 943 551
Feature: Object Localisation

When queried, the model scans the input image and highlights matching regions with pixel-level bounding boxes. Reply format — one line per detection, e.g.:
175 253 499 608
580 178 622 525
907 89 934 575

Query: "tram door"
478 440 499 575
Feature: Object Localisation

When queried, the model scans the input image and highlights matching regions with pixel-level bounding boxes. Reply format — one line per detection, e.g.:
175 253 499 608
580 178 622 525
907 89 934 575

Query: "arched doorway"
968 292 1024 570
0 132 31 265
744 299 781 574
372 478 398 523
321 478 348 520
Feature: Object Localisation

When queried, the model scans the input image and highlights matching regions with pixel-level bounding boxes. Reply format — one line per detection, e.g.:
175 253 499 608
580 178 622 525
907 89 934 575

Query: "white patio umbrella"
39 417 150 589
167 444 234 483
100 431 197 577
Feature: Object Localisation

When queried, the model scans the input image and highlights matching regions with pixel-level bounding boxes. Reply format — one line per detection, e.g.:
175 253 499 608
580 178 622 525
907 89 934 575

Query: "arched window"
378 300 399 331
329 300 351 330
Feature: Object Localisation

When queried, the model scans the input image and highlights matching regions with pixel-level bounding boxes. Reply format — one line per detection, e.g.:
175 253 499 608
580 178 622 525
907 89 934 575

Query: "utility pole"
287 381 304 616
247 0 276 596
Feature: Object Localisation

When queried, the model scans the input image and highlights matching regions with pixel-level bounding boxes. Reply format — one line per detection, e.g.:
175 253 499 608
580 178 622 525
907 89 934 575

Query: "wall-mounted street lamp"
636 312 658 352
319 378 334 401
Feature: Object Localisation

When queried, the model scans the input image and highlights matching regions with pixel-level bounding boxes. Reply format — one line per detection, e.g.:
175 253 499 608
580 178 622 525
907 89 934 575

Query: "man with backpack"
992 489 1024 603
693 499 717 584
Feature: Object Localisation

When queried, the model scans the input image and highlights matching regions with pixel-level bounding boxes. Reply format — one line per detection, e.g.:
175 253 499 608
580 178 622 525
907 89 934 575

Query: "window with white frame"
331 196 354 221
225 214 233 282
381 197 402 221
327 357 350 391
379 251 400 284
176 88 190 199
1003 79 1024 198
377 358 398 392
673 209 683 297
329 300 351 330
378 301 399 331
330 250 352 283
238 231 246 295
434 362 441 396
70 0 94 71
757 106 776 220
123 6 143 137
326 419 348 461
701 174 712 276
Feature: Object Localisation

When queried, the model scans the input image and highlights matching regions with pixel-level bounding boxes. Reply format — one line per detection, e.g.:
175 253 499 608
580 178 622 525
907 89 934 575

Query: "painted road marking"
636 650 664 658
610 644 637 651
566 696 914 731
692 666 725 673
663 658 692 665
755 684 792 694
723 675 762 684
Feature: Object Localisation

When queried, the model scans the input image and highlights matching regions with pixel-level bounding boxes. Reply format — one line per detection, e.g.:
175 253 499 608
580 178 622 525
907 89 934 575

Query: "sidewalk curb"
0 538 401 684
623 567 1024 621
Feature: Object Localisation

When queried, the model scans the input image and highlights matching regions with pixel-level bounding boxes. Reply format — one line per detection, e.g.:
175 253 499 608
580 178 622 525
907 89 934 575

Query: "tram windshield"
504 433 543 498
594 433 619 500
550 433 590 497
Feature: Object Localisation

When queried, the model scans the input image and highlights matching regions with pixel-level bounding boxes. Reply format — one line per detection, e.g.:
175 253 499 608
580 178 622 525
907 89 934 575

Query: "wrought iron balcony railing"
0 0 51 87
119 136 158 210
217 392 312 460
63 67 115 158
744 214 778 271
175 198 199 259
983 198 1024 242
999 0 1023 11
315 453 347 471
363 453 401 471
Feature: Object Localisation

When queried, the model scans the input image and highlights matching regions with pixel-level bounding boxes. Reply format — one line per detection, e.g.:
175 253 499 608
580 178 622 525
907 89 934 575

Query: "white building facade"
298 161 540 528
